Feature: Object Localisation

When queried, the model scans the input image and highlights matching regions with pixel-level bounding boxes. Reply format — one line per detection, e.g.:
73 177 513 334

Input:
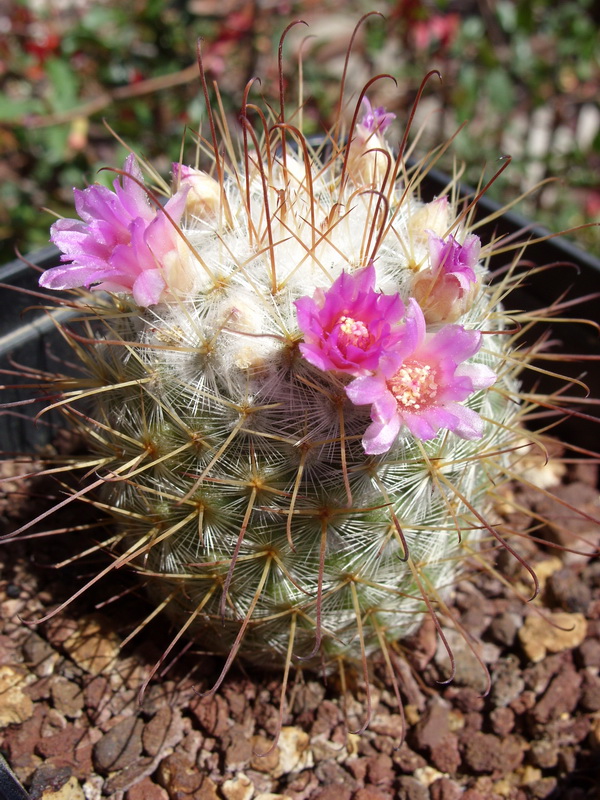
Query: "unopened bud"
173 164 222 219
346 98 396 189
411 232 480 323
407 197 449 249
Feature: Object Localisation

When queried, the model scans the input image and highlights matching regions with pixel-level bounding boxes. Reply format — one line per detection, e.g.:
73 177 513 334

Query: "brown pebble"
403 616 438 671
24 676 52 703
488 612 519 647
369 712 406 738
34 723 72 761
39 708 66 738
51 676 84 719
430 734 461 774
463 732 524 775
413 697 450 751
22 633 60 678
531 666 582 723
490 706 515 737
395 776 430 800
103 756 156 795
313 788 353 800
83 675 110 713
286 769 319 799
371 733 396 755
523 652 565 695
352 790 388 800
490 657 525 707
224 723 254 771
347 758 368 784
156 753 204 796
142 706 173 757
188 693 229 737
93 716 144 773
2 702 45 778
365 753 394 785
457 711 484 741
125 776 169 800
311 700 344 737
315 761 357 792
527 777 558 799
576 638 600 668
529 739 559 769
580 670 600 711
547 568 591 613
443 687 484 713
28 765 72 800
430 777 463 800
509 690 536 715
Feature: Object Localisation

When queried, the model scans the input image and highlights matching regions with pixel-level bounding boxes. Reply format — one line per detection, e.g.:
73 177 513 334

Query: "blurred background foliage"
1 0 598 263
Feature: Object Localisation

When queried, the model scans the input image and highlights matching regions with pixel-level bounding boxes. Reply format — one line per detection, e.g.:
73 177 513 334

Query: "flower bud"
406 197 450 250
173 164 222 220
346 98 396 189
411 232 480 324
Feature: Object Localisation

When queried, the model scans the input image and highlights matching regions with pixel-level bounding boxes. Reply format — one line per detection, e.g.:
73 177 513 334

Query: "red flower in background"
412 13 460 52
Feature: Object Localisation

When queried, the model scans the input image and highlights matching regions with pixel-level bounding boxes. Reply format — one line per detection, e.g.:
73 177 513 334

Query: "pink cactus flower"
412 232 481 324
359 97 396 135
40 154 188 306
346 300 496 453
295 264 406 376
428 232 480 288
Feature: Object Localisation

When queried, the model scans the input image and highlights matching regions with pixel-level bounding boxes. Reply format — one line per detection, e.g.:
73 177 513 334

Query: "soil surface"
1 454 599 800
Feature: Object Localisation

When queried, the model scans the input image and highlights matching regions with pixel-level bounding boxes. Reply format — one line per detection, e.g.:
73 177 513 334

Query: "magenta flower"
412 232 481 323
39 154 188 306
346 300 496 453
295 264 406 376
428 232 480 288
360 97 396 135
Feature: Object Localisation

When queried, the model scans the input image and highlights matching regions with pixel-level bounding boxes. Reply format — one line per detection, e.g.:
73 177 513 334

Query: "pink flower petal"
295 264 406 377
362 413 401 455
132 269 166 307
441 402 485 439
345 375 388 406
360 97 396 134
456 363 497 391
401 411 438 441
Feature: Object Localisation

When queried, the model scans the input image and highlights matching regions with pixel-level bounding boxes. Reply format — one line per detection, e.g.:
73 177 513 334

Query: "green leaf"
0 95 43 122
45 58 80 112
487 69 516 115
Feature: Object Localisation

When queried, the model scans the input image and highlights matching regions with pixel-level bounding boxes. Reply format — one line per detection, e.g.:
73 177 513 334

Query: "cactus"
8 25 598 726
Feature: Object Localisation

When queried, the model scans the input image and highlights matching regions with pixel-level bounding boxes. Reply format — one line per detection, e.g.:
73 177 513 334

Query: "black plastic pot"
1 177 598 453
0 247 77 454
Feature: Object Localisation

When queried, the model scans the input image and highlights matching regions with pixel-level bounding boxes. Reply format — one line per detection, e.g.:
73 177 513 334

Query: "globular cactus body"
32 54 540 685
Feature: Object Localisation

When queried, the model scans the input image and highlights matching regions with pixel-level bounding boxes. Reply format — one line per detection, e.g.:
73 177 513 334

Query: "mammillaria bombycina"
9 19 597 742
